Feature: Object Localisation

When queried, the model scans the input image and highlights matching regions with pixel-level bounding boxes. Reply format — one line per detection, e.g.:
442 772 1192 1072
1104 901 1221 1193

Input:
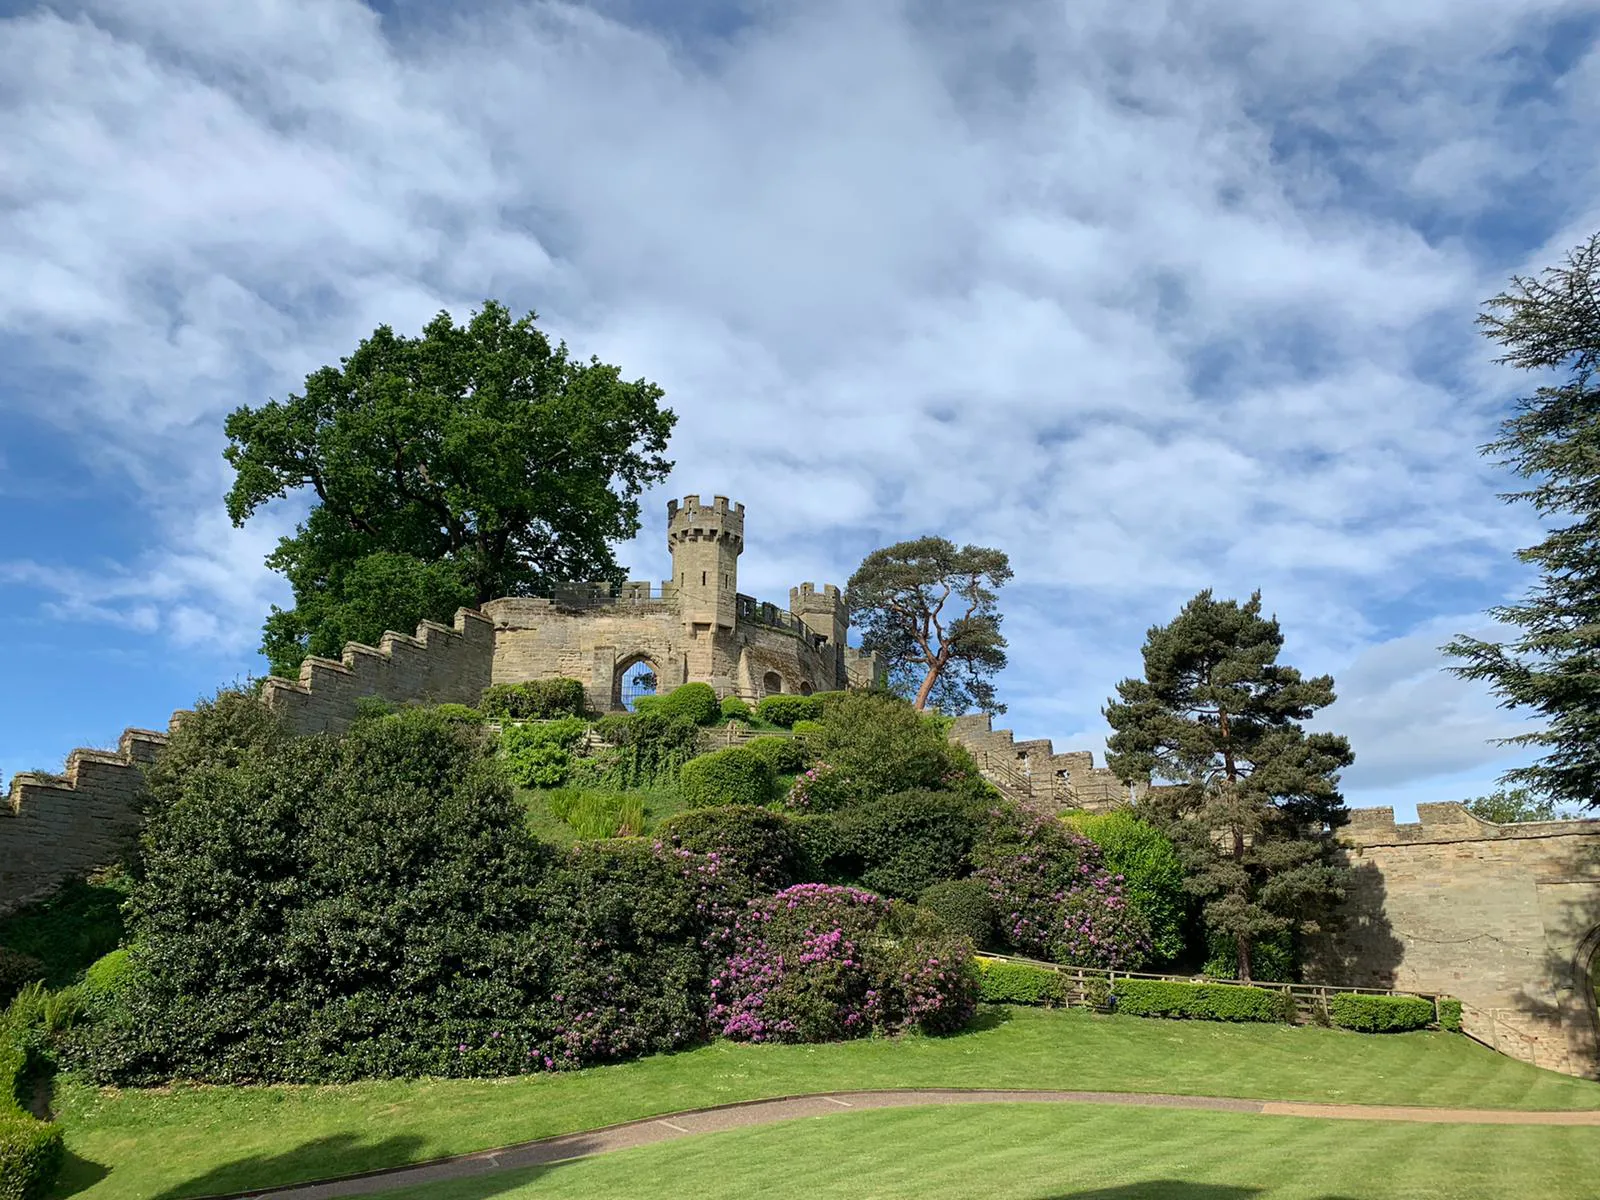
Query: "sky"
2 0 1598 821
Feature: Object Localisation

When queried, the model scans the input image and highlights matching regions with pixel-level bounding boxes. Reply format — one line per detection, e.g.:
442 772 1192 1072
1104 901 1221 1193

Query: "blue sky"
2 0 1598 820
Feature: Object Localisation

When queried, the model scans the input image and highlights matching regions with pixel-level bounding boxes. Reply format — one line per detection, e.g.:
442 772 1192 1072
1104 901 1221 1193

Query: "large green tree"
1444 232 1600 812
846 537 1012 714
1103 590 1353 981
225 301 675 676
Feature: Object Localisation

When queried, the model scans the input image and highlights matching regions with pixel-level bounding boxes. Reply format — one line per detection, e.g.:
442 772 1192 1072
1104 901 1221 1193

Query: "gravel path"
215 1088 1600 1200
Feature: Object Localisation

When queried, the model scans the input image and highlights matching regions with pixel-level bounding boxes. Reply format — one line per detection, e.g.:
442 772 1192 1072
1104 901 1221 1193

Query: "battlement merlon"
666 495 746 547
1340 801 1600 846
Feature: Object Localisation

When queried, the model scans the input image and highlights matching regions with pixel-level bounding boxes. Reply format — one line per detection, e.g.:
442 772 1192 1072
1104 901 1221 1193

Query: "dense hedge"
719 696 752 722
636 683 721 726
836 791 986 900
1438 998 1462 1033
743 735 811 775
1 1026 62 1200
975 958 1067 1006
754 695 823 727
678 747 775 808
480 679 588 720
592 712 701 788
919 879 995 947
657 807 804 899
1112 980 1295 1023
1065 811 1188 964
500 716 589 788
1327 993 1435 1033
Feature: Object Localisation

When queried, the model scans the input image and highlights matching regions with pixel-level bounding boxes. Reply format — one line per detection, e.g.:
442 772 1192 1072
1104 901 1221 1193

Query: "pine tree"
1444 233 1600 812
1103 590 1354 981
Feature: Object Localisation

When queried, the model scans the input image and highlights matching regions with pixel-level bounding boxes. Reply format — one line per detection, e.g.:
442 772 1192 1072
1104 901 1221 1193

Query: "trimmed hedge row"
1 1029 63 1200
1328 993 1435 1033
1439 998 1462 1033
1113 980 1296 1023
975 958 1067 1006
755 695 823 727
481 679 587 720
678 746 775 807
635 683 722 725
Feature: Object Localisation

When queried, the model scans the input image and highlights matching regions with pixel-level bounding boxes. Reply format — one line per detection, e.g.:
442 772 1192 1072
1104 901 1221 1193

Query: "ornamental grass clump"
709 884 978 1044
974 813 1151 969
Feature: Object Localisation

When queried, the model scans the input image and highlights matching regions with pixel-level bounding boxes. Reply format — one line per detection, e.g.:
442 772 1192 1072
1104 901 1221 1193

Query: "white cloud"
1 0 1596 796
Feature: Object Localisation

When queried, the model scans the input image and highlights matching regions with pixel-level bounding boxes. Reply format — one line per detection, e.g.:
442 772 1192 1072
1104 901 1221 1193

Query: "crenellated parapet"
947 713 1139 811
2 721 183 915
261 607 496 736
1340 802 1600 847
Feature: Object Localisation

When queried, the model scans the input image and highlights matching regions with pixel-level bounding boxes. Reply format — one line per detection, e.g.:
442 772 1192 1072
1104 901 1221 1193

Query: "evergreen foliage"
480 679 588 720
656 807 805 898
1445 233 1600 812
835 791 987 900
500 717 589 788
754 695 823 727
223 301 675 677
1065 810 1189 965
742 735 812 775
918 880 996 948
636 683 722 726
974 958 1067 1006
847 537 1012 714
802 691 986 807
1104 590 1353 981
1112 979 1295 1023
1464 786 1577 823
678 747 776 808
719 696 753 722
591 711 701 789
1327 993 1435 1033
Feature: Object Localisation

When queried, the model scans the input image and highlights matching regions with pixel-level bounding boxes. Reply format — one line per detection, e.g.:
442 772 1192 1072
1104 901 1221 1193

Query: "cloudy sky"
3 0 1597 820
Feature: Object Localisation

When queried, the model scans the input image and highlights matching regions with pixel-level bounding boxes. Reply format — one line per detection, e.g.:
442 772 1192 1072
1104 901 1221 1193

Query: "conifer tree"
1444 233 1600 812
1103 590 1353 981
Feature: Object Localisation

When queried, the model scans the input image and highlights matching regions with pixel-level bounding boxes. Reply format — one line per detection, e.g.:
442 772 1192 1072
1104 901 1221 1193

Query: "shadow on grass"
118 1130 617 1200
51 1146 110 1196
1039 1187 1360 1200
961 1005 1015 1034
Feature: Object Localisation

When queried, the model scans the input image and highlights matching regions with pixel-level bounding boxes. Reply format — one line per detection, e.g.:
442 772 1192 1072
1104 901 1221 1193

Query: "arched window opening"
762 671 783 696
614 656 660 711
798 680 814 695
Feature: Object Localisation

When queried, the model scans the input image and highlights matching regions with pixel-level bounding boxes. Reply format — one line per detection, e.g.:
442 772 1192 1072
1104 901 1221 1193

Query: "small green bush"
919 880 994 947
1438 997 1462 1033
975 958 1067 1006
791 719 823 737
429 703 484 724
81 949 133 1009
1112 979 1294 1023
720 696 752 722
658 807 804 896
1327 993 1435 1033
0 1023 63 1200
639 683 721 725
838 790 986 899
789 812 854 882
500 717 590 788
678 747 775 808
480 679 588 720
755 695 823 727
0 955 43 1008
743 735 810 775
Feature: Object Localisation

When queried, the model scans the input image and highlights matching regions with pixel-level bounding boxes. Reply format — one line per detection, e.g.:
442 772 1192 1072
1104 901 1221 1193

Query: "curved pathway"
219 1088 1600 1200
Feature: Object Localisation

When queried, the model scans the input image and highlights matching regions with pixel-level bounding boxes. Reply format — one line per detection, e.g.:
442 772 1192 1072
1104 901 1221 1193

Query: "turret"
667 495 744 631
789 582 847 649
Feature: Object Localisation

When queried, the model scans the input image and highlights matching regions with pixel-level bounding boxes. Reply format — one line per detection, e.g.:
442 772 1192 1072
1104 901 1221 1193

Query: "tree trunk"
1237 934 1252 983
912 664 941 711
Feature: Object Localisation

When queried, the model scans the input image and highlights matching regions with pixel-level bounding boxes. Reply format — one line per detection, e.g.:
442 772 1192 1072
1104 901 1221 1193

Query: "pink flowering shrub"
784 762 856 812
974 813 1151 969
709 883 978 1043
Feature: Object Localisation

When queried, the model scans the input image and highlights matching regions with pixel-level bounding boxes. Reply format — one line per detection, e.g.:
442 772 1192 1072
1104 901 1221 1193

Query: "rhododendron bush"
975 814 1152 969
709 884 978 1043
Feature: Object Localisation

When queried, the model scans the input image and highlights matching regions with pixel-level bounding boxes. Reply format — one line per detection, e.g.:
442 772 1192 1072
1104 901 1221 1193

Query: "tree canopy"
846 537 1012 714
1103 590 1353 981
1444 232 1600 812
224 301 675 676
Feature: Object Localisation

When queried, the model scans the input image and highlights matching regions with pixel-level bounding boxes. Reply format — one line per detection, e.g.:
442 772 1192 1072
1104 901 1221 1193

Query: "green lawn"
50 1006 1600 1199
375 1103 1600 1200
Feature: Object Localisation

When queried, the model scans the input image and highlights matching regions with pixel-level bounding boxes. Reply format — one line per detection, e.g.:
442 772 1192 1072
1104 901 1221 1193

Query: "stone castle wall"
1307 802 1600 1078
948 713 1141 811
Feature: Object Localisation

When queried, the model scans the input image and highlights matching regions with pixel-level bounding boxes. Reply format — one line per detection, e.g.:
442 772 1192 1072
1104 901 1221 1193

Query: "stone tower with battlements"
667 495 744 632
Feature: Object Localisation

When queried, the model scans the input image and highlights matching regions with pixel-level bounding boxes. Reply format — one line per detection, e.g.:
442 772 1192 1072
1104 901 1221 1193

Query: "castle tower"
789 582 847 650
667 495 744 631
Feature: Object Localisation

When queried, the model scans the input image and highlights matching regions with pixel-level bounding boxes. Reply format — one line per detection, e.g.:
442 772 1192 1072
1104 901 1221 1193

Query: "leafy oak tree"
1445 233 1600 812
846 537 1012 714
225 301 675 676
1104 590 1353 981
1465 786 1576 824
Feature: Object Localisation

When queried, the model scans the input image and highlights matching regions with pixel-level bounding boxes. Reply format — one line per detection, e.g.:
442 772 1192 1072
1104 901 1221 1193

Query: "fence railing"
974 752 1078 808
975 952 1448 1026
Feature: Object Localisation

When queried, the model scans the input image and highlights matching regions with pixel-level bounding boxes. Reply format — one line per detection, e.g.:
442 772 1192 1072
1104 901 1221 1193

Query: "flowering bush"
783 762 856 812
974 814 1151 969
709 884 978 1044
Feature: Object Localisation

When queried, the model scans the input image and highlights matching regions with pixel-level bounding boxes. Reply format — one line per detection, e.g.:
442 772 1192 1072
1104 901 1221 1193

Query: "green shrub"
1438 997 1463 1033
789 812 855 882
1112 979 1295 1023
547 791 647 839
1327 993 1435 1033
658 807 804 897
430 703 484 724
81 949 132 1007
919 880 994 947
1065 810 1188 964
653 683 721 726
791 718 823 737
592 712 701 789
0 956 42 1009
0 1112 63 1200
720 696 752 722
500 717 590 788
743 735 810 775
803 691 984 805
755 695 823 727
975 958 1067 1006
678 747 775 808
480 679 588 720
1203 929 1296 983
836 791 986 899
